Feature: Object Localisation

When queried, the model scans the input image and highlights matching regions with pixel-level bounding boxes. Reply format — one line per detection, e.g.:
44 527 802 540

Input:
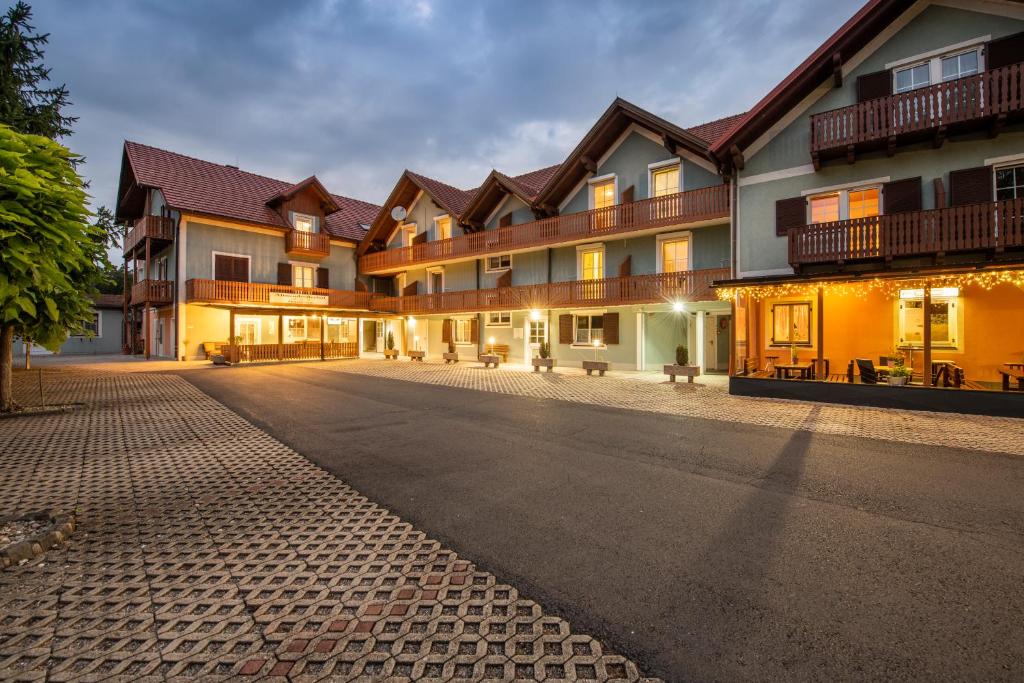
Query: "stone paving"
324 359 1024 457
0 370 657 682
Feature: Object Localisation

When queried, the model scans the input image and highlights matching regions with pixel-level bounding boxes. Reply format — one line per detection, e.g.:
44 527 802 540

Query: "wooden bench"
484 344 510 362
998 363 1024 391
479 354 500 368
408 350 425 361
202 341 227 360
582 360 608 376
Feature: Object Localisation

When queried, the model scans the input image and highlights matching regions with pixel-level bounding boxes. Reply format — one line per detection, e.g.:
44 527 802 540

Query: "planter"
664 364 700 383
408 350 425 361
383 349 399 359
582 360 609 377
887 375 909 386
443 352 460 364
532 357 555 373
479 354 500 368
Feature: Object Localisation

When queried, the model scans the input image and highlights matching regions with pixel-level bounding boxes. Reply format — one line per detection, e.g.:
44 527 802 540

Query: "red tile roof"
122 142 379 242
503 164 562 201
406 171 478 217
684 112 748 147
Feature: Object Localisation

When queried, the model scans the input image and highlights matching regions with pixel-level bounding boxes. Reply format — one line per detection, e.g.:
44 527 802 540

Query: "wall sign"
269 292 329 306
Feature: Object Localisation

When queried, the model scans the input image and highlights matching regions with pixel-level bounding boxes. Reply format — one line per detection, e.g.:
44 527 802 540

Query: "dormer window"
293 213 314 232
892 45 983 94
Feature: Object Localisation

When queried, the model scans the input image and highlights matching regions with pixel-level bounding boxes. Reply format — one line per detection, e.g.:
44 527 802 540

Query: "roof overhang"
459 170 538 226
115 143 148 224
265 175 341 214
356 171 423 256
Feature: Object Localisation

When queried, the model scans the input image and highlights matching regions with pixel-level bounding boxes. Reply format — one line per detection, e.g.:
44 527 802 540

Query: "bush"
386 331 395 350
448 340 456 354
539 341 550 359
675 345 688 366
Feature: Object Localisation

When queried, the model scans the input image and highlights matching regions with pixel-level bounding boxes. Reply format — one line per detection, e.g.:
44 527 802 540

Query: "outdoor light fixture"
592 338 601 348
672 301 684 312
530 309 541 321
488 336 495 345
408 317 416 329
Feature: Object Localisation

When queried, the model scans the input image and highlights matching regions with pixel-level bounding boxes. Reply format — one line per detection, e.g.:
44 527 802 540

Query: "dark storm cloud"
32 0 863 213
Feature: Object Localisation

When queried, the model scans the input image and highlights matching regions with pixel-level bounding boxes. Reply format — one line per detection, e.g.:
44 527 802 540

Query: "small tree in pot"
443 339 459 364
665 343 699 383
384 330 398 359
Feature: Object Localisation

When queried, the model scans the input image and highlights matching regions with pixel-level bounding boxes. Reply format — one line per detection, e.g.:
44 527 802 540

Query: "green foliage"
539 341 550 359
386 330 395 350
0 2 75 138
0 125 97 350
675 345 688 366
889 363 912 378
447 339 455 354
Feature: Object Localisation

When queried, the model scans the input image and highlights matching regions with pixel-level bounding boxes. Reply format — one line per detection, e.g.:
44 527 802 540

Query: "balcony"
130 279 174 306
285 229 331 258
359 185 730 274
186 279 374 310
810 63 1024 166
123 215 175 256
788 199 1024 268
371 268 729 316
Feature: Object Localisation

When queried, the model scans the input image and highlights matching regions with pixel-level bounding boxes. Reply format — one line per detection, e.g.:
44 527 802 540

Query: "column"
356 317 363 358
923 284 932 386
635 311 645 371
816 286 825 380
277 314 284 361
695 310 706 371
229 308 235 363
320 314 325 361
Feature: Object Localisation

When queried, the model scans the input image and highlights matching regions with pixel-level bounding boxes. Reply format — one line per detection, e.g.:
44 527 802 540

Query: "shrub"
448 340 456 354
386 331 395 350
675 345 688 366
539 342 550 359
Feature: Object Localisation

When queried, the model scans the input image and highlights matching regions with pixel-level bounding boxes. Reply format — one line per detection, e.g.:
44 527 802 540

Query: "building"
13 294 124 358
710 0 1024 414
356 99 742 372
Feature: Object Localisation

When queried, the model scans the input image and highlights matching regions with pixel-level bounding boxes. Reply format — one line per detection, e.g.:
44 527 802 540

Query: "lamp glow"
488 336 495 345
530 309 541 321
592 338 601 347
672 301 684 313
408 317 416 329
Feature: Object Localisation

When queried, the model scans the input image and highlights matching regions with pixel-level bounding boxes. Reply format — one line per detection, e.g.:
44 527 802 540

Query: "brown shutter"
470 318 479 343
277 263 292 286
776 197 807 236
316 267 329 289
620 185 634 204
402 280 419 296
882 177 922 215
986 31 1024 70
618 255 631 277
499 212 513 227
603 312 619 345
496 269 511 287
412 231 427 244
559 314 573 344
933 178 947 210
856 69 891 102
442 319 452 343
235 257 249 282
949 166 993 206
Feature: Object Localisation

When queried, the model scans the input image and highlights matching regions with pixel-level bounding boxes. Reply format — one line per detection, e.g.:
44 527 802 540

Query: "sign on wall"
269 292 329 306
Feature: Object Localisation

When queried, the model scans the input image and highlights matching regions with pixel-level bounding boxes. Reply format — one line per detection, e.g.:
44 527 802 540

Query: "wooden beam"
320 314 325 361
933 125 947 149
729 145 745 171
832 52 843 87
277 315 284 361
580 155 597 173
661 134 679 156
816 286 825 380
229 308 235 362
923 284 932 387
989 113 1006 138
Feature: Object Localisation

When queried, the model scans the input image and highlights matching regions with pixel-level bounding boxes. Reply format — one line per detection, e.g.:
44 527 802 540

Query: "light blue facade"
13 306 124 357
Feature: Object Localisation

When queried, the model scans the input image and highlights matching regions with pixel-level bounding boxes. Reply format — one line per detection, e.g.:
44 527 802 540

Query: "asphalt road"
181 364 1024 682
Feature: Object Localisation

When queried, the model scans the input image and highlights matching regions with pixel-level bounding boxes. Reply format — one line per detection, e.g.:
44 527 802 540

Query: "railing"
811 63 1024 157
123 215 176 255
371 267 729 315
788 199 1024 266
186 279 374 309
227 341 359 363
130 279 174 305
286 229 331 257
359 185 730 273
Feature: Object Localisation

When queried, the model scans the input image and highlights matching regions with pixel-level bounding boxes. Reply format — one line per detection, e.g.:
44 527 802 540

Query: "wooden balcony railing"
359 185 730 274
226 341 358 363
123 215 176 255
186 279 374 309
370 268 729 315
811 63 1024 161
130 279 174 305
788 199 1024 267
285 229 331 257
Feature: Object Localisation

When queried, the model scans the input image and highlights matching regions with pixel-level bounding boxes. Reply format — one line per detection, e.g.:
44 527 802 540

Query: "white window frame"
433 214 452 241
656 230 693 273
293 212 316 233
994 161 1024 201
485 254 512 273
426 266 445 294
648 158 682 199
395 273 407 296
234 315 262 345
290 261 317 289
805 183 884 224
890 42 985 94
452 317 474 345
155 255 168 281
486 311 511 328
528 319 547 345
399 223 417 248
572 313 606 348
587 173 618 210
211 251 251 283
576 243 605 281
898 287 960 350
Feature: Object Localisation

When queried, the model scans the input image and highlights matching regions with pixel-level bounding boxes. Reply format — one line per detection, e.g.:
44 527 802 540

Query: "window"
848 188 880 219
400 223 417 247
651 164 680 198
529 321 546 345
592 179 615 209
487 312 511 327
293 213 314 232
574 314 603 345
659 237 690 273
807 186 881 224
893 45 983 93
155 256 168 281
996 165 1024 200
435 215 452 240
941 50 979 81
453 318 472 344
78 311 100 337
486 254 511 272
895 63 930 93
809 193 840 223
292 264 315 288
427 268 444 294
213 253 249 282
771 302 811 346
898 287 959 348
578 247 604 281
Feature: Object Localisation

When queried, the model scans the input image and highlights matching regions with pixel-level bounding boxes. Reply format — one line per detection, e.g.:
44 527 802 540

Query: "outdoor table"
774 362 814 379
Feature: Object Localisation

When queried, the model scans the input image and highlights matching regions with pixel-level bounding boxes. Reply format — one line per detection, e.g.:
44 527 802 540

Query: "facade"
13 294 124 358
709 0 1024 412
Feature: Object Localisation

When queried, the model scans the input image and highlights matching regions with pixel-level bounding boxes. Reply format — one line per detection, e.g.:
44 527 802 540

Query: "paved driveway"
184 361 1024 682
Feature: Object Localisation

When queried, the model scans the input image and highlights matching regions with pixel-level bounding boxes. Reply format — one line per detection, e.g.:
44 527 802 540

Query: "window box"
582 360 608 376
664 364 700 383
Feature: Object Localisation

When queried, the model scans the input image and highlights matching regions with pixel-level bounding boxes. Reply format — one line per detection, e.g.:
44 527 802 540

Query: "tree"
0 126 96 411
0 2 75 138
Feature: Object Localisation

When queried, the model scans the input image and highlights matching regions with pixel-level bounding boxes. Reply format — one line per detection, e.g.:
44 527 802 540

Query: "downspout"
173 210 181 360
730 174 739 279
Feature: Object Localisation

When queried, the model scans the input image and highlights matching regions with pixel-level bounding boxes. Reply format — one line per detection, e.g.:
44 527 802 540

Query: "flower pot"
664 364 700 383
887 375 908 386
582 360 609 376
383 349 399 359
532 357 555 373
408 350 425 361
479 354 500 368
443 352 459 364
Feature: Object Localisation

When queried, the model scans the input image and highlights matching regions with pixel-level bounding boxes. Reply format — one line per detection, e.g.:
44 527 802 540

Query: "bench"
408 350 425 361
484 344 510 362
582 360 608 376
998 363 1024 391
479 354 500 368
664 364 699 383
202 341 227 360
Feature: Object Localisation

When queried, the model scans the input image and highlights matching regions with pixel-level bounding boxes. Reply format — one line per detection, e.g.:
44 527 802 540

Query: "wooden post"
277 315 284 361
728 298 736 376
320 315 325 361
923 284 932 386
816 286 825 380
229 308 235 362
144 237 151 359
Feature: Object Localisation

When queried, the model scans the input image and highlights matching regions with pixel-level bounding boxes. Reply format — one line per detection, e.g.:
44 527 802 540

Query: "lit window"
651 165 680 198
293 264 315 288
435 215 452 240
808 187 883 224
941 50 979 81
579 248 604 281
848 188 880 219
453 319 472 344
996 165 1024 201
294 213 314 232
575 315 604 345
592 179 615 209
400 224 417 247
898 288 959 348
486 254 511 272
771 302 811 346
809 194 840 223
486 312 511 327
895 63 930 93
660 238 690 273
529 321 546 345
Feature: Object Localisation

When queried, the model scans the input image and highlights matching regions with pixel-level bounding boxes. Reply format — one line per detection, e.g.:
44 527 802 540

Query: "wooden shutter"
496 269 511 288
470 318 479 343
775 197 807 236
559 314 573 344
402 280 419 296
882 177 922 214
215 254 247 283
603 312 619 345
618 255 631 277
620 185 634 204
949 166 993 206
856 69 891 102
277 262 292 286
499 212 513 227
316 267 329 289
986 31 1024 70
933 178 947 210
412 231 427 245
442 319 452 343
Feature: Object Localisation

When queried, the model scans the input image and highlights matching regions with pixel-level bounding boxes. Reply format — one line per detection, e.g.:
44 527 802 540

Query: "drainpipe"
729 175 739 279
173 211 181 360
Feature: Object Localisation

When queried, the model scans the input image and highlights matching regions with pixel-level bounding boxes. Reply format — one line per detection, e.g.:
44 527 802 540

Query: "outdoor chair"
855 358 879 384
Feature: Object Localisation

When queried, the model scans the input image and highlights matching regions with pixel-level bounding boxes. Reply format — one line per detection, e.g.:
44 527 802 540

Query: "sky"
31 0 865 214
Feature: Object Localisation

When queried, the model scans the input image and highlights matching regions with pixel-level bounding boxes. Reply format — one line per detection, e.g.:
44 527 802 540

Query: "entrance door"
716 315 731 370
236 317 259 345
524 318 547 361
704 314 731 371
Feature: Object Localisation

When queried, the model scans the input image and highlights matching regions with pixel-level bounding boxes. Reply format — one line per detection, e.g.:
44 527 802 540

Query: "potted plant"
384 331 398 359
532 341 555 372
664 344 700 383
443 340 459 364
887 362 912 386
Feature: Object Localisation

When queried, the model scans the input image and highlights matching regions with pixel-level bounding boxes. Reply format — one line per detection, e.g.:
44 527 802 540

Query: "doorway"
524 318 547 362
704 313 731 372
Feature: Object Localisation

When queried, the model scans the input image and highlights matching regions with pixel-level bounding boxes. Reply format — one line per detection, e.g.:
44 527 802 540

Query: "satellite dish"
391 206 407 221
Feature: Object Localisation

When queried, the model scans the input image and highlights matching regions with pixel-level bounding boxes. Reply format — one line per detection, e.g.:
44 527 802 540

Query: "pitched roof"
118 142 379 242
684 112 748 146
406 171 478 217
506 164 562 200
95 293 124 309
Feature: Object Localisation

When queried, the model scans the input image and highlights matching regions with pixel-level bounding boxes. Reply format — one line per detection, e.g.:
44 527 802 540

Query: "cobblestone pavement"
324 359 1024 456
0 370 657 682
